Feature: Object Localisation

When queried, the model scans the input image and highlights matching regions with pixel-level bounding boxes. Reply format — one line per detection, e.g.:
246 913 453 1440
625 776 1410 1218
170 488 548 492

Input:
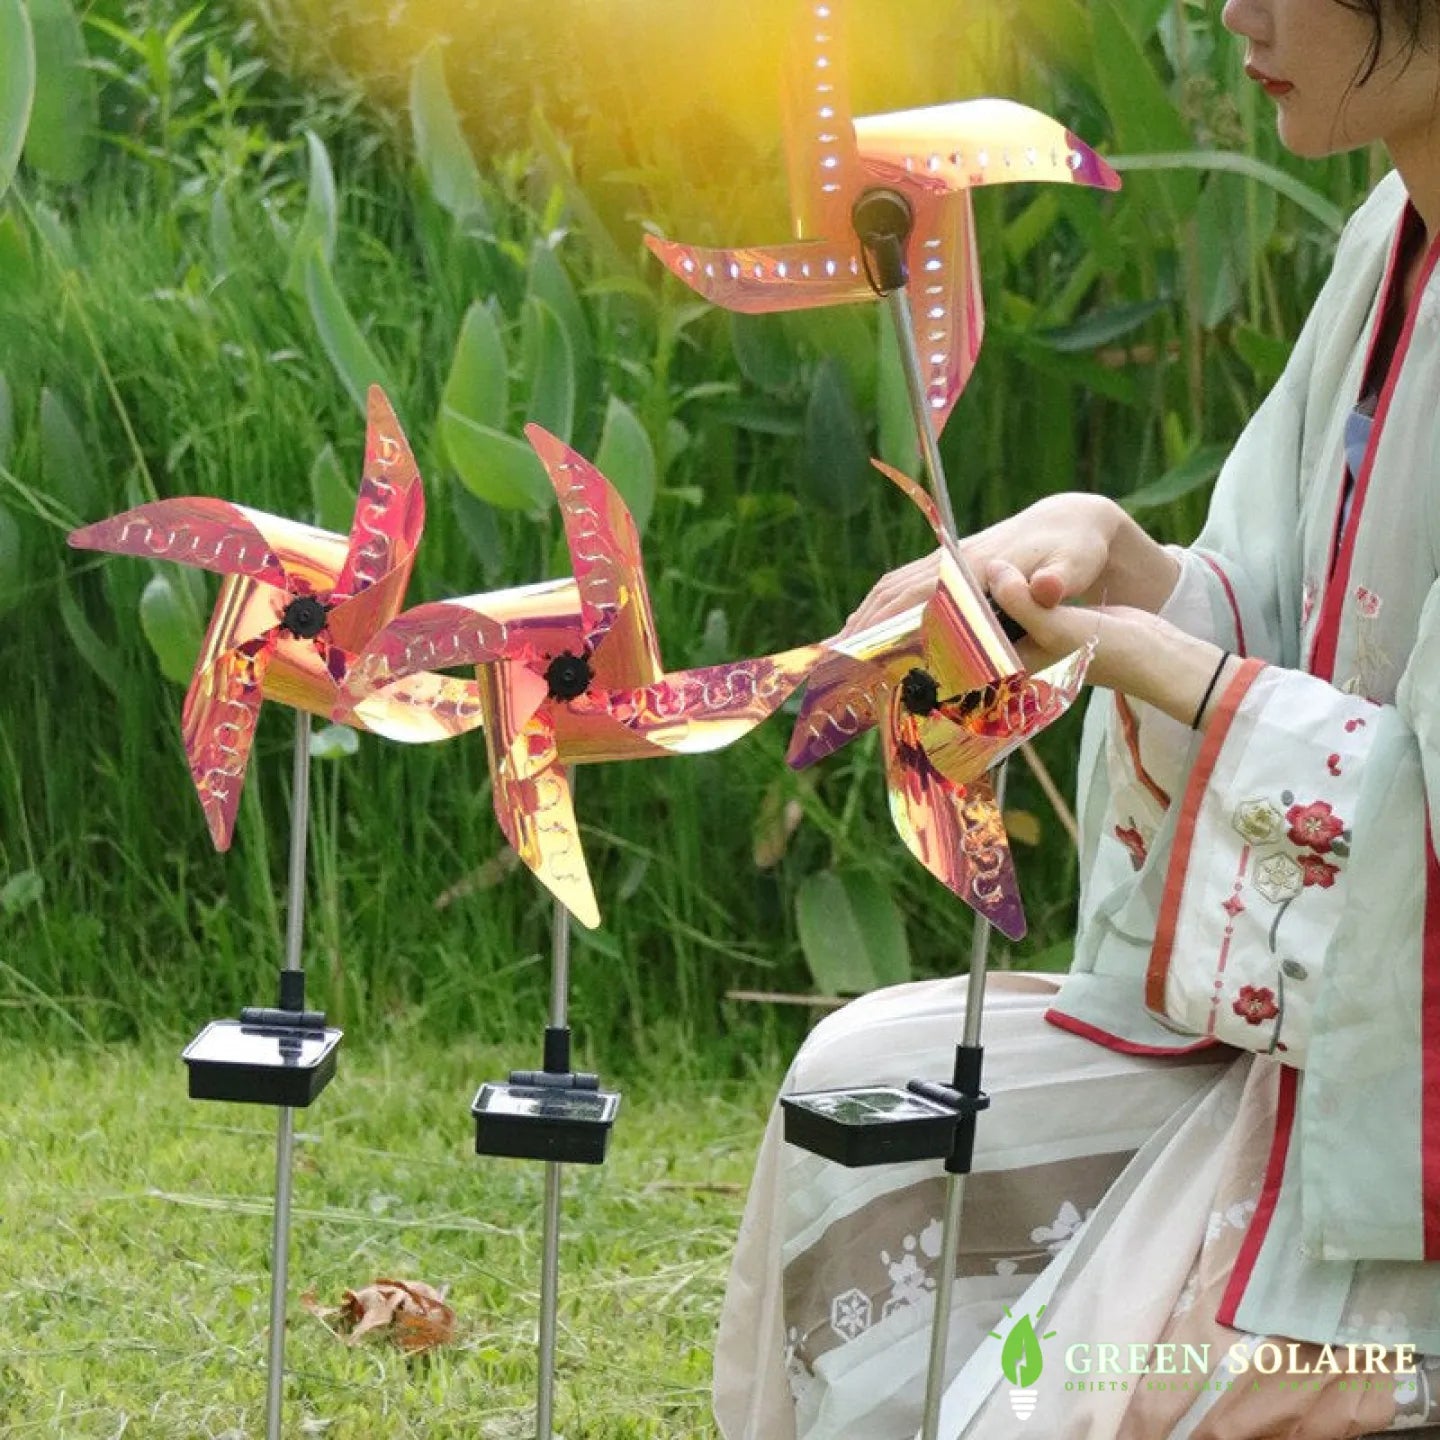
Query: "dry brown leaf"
1002 809 1043 847
753 779 807 869
307 1277 456 1354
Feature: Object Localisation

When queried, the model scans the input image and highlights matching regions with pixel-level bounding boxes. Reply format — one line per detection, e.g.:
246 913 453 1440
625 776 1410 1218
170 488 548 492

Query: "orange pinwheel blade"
480 666 600 929
922 645 1093 788
921 546 1023 695
852 99 1122 195
328 388 426 652
69 498 295 590
525 424 663 689
181 632 272 851
643 236 871 314
882 693 1026 940
556 644 826 764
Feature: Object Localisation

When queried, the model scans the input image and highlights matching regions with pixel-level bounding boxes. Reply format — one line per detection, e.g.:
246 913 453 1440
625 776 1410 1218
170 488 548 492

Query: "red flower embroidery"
1285 800 1344 853
1233 985 1280 1026
1298 853 1340 889
1114 824 1147 871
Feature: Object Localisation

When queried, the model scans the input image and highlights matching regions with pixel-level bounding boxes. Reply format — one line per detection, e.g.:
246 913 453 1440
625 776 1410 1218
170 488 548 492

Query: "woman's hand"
841 493 1181 636
986 559 1241 731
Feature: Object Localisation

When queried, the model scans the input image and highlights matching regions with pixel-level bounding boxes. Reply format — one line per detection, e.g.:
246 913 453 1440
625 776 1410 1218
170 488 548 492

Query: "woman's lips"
1244 63 1294 97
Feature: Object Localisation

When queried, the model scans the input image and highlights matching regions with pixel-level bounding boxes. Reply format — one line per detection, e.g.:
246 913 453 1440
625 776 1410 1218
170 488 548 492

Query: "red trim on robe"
1114 694 1171 811
1043 1006 1222 1057
1309 212 1440 680
1199 555 1248 657
1219 1064 1299 1326
1144 658 1267 1015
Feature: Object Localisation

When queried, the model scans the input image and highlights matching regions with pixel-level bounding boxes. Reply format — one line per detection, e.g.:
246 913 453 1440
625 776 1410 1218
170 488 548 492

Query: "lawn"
0 1037 776 1437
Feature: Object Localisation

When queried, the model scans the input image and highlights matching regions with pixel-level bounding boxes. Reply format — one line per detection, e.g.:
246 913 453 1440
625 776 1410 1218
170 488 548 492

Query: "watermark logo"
990 1305 1057 1421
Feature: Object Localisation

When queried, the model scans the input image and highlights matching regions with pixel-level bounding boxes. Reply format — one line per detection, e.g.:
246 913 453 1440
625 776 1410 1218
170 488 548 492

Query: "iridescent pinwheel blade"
783 0 863 239
644 236 871 314
480 666 600 929
922 546 1024 695
350 671 486 744
555 645 825 764
882 692 1026 940
786 608 926 769
334 579 582 721
328 388 425 653
525 425 663 689
852 100 1122 195
921 644 1093 788
182 630 273 851
69 498 295 590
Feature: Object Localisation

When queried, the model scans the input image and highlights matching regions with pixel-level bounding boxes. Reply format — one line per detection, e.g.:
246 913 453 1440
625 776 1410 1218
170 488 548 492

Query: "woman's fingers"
987 560 1097 657
843 551 941 634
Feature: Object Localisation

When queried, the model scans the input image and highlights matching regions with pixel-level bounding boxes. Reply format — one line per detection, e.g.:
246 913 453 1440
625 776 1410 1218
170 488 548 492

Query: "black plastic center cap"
900 667 942 716
280 595 330 639
545 652 594 702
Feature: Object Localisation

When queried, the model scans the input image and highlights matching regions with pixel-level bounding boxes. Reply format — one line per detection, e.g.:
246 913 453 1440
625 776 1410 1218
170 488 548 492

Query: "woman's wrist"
1104 618 1241 729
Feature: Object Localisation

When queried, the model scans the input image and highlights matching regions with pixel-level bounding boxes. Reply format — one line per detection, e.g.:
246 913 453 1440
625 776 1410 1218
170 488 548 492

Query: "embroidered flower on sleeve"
1254 853 1304 903
1114 822 1148 871
1232 799 1284 846
1232 985 1280 1025
1297 853 1340 889
1284 800 1345 853
1353 585 1383 619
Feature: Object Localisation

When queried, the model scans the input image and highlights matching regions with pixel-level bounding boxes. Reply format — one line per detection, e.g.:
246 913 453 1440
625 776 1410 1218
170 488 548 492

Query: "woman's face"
1221 0 1440 159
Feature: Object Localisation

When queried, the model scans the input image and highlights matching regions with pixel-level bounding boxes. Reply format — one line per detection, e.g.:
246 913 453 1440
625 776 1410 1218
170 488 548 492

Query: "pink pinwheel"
338 426 821 927
645 0 1120 430
68 387 481 849
786 463 1090 938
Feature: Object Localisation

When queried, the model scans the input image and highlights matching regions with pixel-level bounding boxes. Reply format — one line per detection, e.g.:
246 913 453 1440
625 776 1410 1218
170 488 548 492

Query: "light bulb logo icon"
989 1305 1056 1421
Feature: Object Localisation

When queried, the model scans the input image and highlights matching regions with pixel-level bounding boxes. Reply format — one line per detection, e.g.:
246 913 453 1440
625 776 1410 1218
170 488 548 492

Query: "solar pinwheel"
68 387 481 850
786 462 1089 940
644 0 1120 430
338 423 822 929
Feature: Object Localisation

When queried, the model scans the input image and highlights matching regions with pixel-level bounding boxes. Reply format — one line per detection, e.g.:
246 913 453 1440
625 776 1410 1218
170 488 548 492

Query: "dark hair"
1333 0 1435 83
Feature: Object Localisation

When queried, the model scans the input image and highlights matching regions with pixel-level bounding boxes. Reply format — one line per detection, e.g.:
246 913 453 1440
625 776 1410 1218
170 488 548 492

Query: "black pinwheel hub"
545 651 594 702
900 667 942 717
279 595 330 640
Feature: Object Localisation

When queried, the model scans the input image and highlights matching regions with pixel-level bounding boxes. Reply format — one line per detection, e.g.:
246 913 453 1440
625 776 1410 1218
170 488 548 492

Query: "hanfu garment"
712 170 1440 1439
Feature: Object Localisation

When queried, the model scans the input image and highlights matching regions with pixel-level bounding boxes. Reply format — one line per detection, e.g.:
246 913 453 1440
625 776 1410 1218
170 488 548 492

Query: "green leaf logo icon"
1000 1313 1044 1386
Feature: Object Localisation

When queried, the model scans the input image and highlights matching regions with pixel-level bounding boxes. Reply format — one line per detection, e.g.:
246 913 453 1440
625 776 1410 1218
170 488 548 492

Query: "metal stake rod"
869 226 1008 1440
536 789 575 1440
265 708 312 1440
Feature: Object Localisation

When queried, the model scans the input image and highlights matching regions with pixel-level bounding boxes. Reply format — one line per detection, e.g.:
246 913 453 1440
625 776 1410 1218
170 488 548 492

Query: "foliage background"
0 0 1380 1065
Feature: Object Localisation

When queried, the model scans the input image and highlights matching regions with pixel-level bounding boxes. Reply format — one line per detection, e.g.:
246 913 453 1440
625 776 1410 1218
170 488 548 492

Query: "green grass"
0 1037 778 1437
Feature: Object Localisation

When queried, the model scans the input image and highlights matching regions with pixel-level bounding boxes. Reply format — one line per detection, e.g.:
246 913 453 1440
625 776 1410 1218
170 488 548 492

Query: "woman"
714 1 1440 1435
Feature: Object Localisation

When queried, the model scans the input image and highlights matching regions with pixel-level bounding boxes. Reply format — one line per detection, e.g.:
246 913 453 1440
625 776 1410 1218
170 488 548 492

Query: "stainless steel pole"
265 708 312 1440
879 282 1009 1440
536 781 574 1440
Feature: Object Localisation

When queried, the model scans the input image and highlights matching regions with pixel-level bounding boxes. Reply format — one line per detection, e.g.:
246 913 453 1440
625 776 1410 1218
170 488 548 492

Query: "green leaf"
1194 173 1251 328
302 246 398 417
527 241 595 424
730 312 801 396
284 129 337 294
1120 442 1230 513
803 358 870 517
0 868 42 914
530 107 632 278
21 0 96 184
309 442 355 532
209 186 235 272
1000 1313 1046 1387
39 388 99 520
1035 299 1165 353
442 300 509 440
593 396 656 534
795 870 911 995
0 0 34 200
410 42 486 227
0 211 33 301
520 293 575 442
138 572 201 685
29 196 75 268
1232 324 1291 386
442 407 551 512
1090 0 1198 231
449 483 505 582
0 501 23 616
1010 0 1092 80
876 313 919 477
59 575 123 695
0 372 13 471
